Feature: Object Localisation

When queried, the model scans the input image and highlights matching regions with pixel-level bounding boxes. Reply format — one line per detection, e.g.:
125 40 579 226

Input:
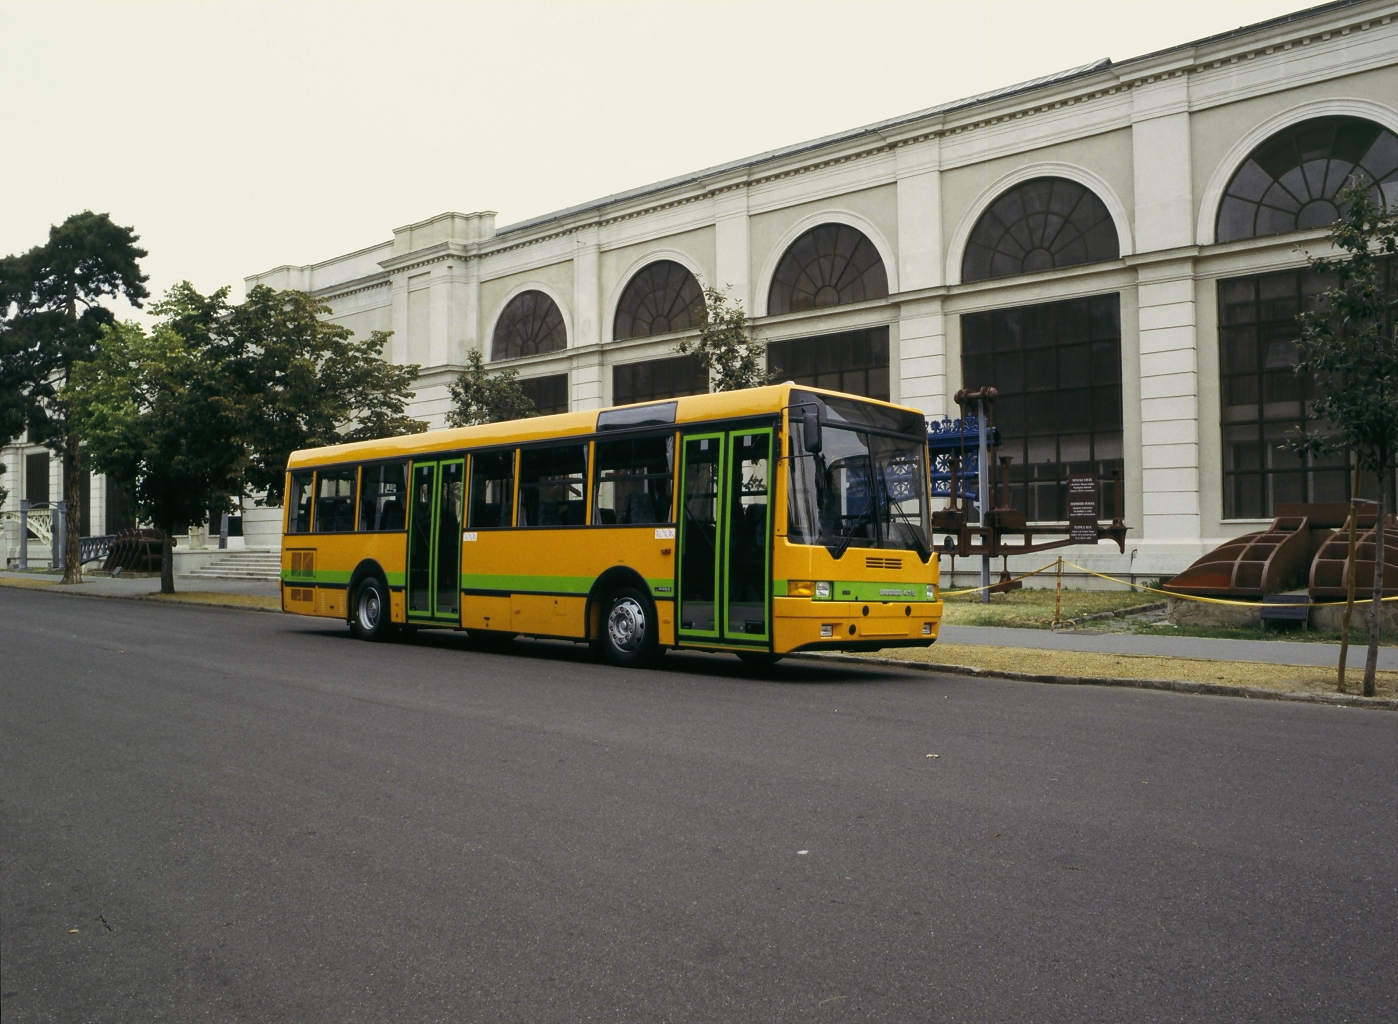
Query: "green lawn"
940 587 1157 629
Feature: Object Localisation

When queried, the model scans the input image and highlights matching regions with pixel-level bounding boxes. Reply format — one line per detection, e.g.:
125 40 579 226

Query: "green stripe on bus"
460 573 675 598
280 570 405 586
773 579 930 601
281 569 354 585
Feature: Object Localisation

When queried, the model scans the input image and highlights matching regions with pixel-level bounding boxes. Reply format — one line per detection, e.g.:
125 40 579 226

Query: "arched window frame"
1212 114 1398 244
946 164 1133 286
488 286 570 361
1197 101 1398 245
765 222 889 316
611 259 707 342
959 177 1120 284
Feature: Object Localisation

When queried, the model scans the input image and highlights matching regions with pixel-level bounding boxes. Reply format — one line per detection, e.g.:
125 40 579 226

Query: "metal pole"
1339 457 1362 693
52 500 66 572
1055 556 1063 627
978 398 990 604
19 499 29 571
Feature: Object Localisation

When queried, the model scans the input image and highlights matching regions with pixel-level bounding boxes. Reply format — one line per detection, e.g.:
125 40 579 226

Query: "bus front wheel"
351 577 394 642
596 586 659 668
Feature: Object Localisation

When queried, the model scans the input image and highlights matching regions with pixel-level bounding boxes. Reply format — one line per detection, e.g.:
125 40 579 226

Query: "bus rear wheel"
596 586 659 668
351 577 394 642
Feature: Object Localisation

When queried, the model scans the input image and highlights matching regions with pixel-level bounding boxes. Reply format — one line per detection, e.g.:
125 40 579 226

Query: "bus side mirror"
802 407 822 454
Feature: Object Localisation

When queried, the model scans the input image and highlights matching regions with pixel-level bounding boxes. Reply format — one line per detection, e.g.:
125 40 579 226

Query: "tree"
0 211 149 583
218 286 427 504
678 286 773 392
1293 181 1398 698
68 314 245 594
446 350 536 426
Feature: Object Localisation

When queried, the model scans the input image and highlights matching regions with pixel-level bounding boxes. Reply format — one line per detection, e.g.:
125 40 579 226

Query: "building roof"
494 0 1367 239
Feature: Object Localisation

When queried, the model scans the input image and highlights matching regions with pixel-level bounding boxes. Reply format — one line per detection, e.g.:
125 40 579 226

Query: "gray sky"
3 0 1308 321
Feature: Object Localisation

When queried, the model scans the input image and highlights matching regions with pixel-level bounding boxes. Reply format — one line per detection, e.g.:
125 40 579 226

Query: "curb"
793 651 1398 712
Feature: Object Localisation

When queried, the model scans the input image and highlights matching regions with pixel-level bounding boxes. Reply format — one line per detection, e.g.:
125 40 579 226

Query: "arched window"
768 223 888 315
1216 117 1398 243
491 290 566 361
613 261 706 341
961 177 1119 283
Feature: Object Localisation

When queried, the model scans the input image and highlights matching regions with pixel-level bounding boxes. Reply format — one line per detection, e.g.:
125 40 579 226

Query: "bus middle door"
406 457 465 623
677 428 772 648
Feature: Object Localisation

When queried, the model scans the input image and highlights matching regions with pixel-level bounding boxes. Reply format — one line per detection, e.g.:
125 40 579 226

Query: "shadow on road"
286 620 922 686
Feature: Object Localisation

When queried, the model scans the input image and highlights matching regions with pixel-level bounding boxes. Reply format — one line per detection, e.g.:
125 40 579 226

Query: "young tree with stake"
678 286 773 393
1294 181 1398 697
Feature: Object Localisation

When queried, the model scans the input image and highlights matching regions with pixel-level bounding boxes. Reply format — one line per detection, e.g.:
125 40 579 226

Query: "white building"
7 0 1397 578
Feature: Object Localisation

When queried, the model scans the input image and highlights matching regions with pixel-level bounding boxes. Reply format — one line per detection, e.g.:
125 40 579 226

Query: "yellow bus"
280 383 942 667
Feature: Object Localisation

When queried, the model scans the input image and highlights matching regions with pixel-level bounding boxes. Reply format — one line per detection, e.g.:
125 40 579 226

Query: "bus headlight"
820 624 835 638
926 584 938 601
789 580 815 597
815 581 832 599
922 622 933 635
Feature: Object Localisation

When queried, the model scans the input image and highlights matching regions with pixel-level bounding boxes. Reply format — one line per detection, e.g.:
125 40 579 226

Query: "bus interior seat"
563 500 586 526
596 507 617 525
627 493 658 524
744 503 767 543
380 498 404 530
475 503 501 528
538 502 563 526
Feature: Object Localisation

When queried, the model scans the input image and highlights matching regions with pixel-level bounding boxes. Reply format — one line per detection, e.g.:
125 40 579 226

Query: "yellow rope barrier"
940 560 1061 597
939 555 1397 608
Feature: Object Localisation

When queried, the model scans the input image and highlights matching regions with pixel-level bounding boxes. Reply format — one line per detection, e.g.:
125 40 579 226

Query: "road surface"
2 588 1395 1022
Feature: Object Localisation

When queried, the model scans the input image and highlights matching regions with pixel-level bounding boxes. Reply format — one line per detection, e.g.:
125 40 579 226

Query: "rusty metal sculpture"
101 528 167 574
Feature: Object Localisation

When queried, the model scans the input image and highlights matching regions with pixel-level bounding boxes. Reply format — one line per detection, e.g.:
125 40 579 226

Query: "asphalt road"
2 589 1396 1023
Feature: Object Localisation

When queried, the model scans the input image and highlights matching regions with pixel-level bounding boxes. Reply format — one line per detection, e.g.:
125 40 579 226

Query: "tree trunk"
160 535 175 595
1338 457 1362 693
1363 466 1385 698
61 435 83 585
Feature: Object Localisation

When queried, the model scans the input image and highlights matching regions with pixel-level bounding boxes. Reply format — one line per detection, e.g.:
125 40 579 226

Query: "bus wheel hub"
608 598 645 651
359 590 380 629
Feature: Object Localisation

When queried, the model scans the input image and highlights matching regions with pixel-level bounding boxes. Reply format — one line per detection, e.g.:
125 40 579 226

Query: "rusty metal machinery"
928 388 1130 594
101 528 168 574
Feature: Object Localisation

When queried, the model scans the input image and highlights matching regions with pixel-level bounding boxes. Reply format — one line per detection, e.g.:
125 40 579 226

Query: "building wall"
0 0 1357 577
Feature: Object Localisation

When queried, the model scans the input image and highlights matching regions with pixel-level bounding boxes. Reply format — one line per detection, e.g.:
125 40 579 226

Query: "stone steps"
184 549 282 582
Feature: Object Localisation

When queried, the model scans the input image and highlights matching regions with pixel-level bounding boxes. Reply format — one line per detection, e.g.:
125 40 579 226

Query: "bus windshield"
787 392 930 558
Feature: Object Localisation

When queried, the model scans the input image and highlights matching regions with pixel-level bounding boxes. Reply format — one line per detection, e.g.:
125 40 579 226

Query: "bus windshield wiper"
884 504 930 561
829 508 874 559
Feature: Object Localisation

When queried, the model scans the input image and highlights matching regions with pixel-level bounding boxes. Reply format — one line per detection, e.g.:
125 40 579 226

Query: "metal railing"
80 534 115 566
2 502 112 570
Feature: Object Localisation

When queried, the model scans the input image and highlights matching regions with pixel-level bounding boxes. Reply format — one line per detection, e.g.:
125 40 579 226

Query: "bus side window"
593 434 675 525
313 468 357 532
287 472 314 534
518 444 587 527
360 462 408 531
469 450 515 528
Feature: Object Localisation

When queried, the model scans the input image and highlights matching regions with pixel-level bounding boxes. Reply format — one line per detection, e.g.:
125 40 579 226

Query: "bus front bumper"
772 597 943 654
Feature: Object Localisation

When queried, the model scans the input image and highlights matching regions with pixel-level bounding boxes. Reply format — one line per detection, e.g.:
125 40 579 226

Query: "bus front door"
678 429 772 647
407 458 465 622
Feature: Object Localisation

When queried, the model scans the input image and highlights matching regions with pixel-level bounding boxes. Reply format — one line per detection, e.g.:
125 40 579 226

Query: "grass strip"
880 643 1398 699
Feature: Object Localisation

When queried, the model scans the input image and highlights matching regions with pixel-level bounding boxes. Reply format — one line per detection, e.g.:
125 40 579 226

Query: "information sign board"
1067 473 1099 543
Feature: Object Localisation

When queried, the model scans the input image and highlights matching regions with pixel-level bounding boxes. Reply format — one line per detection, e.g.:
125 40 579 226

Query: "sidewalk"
0 569 279 606
938 624 1398 671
